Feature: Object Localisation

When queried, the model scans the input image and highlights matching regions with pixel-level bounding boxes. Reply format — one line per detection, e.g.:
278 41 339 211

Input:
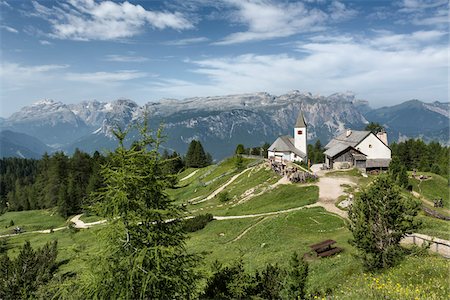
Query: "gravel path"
191 167 252 204
313 176 356 218
180 169 199 182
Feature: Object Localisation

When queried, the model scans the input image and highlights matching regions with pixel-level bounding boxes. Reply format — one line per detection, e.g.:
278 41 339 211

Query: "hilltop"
1 156 449 298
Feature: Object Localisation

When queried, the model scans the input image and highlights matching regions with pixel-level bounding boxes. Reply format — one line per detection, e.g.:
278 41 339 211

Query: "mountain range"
0 91 448 160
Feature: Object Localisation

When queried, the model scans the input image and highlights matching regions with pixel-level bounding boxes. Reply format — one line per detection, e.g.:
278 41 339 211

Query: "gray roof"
324 130 371 149
268 135 306 158
324 143 352 158
295 111 307 128
366 159 391 168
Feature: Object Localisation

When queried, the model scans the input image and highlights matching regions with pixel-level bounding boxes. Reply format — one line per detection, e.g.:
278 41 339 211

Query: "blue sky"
0 0 448 117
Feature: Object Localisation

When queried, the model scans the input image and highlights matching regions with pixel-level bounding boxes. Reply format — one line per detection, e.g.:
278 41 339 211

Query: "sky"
0 0 448 117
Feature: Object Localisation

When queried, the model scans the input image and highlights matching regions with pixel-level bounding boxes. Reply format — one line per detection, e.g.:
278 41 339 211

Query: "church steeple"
295 111 307 128
294 110 307 161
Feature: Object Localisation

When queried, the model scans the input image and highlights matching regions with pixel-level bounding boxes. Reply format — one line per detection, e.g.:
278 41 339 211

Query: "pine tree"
365 122 383 134
348 175 421 270
282 252 308 300
235 144 245 155
185 140 210 168
0 241 58 299
80 124 202 299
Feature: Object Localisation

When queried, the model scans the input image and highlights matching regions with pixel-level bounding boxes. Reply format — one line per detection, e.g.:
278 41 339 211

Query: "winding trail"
191 167 253 204
70 214 107 229
180 170 199 182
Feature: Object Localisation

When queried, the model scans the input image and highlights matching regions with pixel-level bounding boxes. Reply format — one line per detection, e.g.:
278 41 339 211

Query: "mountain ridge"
1 91 448 159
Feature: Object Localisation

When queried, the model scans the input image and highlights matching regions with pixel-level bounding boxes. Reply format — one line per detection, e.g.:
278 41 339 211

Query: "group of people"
268 159 317 183
433 198 444 208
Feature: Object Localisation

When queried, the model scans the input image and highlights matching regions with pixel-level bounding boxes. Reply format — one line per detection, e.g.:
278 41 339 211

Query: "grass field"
167 157 260 205
410 172 449 209
210 185 318 216
1 162 449 299
416 213 450 240
187 207 349 271
0 209 67 235
3 225 105 275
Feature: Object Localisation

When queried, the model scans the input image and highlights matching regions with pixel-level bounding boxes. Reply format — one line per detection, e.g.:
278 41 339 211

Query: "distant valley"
0 91 448 160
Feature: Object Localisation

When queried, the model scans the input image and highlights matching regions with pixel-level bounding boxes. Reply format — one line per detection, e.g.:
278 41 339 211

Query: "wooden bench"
317 247 343 257
309 239 343 258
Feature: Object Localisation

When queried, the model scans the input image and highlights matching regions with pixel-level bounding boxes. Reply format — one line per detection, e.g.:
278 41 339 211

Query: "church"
267 111 307 163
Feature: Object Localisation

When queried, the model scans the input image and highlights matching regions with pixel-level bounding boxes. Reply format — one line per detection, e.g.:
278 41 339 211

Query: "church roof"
295 111 307 128
268 135 306 158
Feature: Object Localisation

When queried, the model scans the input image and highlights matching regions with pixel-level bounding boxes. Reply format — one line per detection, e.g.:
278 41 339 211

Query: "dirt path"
230 217 267 242
180 169 199 182
70 214 107 229
214 203 321 220
192 167 252 204
313 176 356 218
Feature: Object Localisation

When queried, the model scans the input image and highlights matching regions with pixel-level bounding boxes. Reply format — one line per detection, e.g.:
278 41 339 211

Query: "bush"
217 191 230 203
348 176 421 270
182 214 214 233
202 253 309 299
234 155 244 170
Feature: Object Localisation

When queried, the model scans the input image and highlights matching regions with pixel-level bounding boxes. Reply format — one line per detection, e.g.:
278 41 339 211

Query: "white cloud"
215 0 356 45
216 0 326 45
163 37 209 46
398 0 449 27
152 30 448 106
32 0 194 41
0 62 69 93
104 54 149 63
369 30 447 50
0 1 11 8
65 70 147 82
1 25 18 33
39 40 52 45
400 0 448 12
328 1 357 21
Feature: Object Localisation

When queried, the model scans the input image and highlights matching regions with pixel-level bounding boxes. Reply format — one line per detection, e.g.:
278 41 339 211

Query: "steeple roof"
295 111 307 128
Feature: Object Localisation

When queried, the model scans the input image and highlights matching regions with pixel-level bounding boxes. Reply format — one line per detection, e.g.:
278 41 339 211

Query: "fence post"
413 235 416 244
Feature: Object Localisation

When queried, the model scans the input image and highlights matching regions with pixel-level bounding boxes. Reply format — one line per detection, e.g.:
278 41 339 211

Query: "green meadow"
1 158 449 298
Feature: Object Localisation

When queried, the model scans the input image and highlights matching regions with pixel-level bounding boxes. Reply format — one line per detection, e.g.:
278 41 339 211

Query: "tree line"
0 140 213 217
390 139 449 179
0 150 105 217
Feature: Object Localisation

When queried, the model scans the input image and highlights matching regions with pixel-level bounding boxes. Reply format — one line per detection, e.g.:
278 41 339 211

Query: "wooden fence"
402 234 450 258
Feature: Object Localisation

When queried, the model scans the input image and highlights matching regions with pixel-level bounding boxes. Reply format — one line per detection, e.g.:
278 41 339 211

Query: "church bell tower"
294 111 307 160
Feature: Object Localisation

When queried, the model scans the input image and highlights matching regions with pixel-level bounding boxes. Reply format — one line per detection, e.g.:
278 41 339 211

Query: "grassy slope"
4 226 105 275
0 209 67 235
213 185 318 216
1 161 449 299
167 158 258 205
187 207 349 270
410 172 449 209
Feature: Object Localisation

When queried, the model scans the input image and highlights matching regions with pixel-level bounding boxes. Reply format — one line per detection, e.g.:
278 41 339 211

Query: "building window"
297 130 302 134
